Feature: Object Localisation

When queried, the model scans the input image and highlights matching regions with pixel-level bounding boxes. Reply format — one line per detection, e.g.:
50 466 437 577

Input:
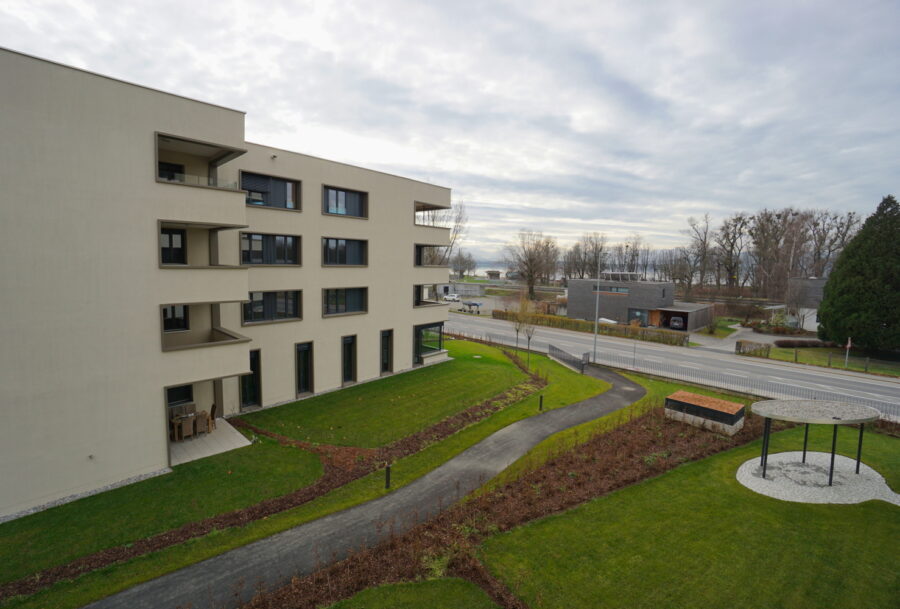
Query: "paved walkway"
88 367 644 609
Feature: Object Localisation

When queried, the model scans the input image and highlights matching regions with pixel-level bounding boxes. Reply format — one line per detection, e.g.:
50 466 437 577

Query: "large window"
241 233 300 265
414 322 444 364
324 186 367 218
322 238 367 265
162 305 189 332
296 342 314 395
242 172 299 209
158 161 184 182
599 286 630 294
323 288 368 316
243 291 302 323
160 228 186 264
166 384 193 406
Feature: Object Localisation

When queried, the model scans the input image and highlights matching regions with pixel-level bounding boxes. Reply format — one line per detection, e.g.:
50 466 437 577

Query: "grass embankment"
241 340 527 447
327 578 499 609
0 435 322 587
3 344 607 609
766 347 900 377
481 423 899 609
703 316 741 338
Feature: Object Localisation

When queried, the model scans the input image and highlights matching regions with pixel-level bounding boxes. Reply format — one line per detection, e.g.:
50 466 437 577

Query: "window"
599 286 630 294
322 238 367 265
324 186 367 217
158 161 184 182
342 335 356 384
323 288 368 315
162 305 189 332
414 322 444 364
166 384 193 406
296 342 314 394
241 233 300 265
241 172 299 209
380 330 393 374
243 291 302 323
160 228 187 264
241 350 261 408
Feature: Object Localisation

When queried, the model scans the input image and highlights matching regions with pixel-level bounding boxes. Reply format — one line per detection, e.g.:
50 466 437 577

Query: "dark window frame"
322 237 368 266
242 290 303 323
380 329 393 374
341 335 357 384
241 233 301 265
160 228 187 265
322 287 368 316
296 342 314 395
414 322 444 364
323 185 368 218
162 304 190 332
241 171 301 210
241 349 262 409
166 384 193 406
158 161 185 182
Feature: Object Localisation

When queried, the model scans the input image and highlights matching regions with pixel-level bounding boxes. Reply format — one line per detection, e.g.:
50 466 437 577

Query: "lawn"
481 424 899 609
327 578 498 609
4 348 608 609
767 347 900 377
0 434 322 586
240 340 528 447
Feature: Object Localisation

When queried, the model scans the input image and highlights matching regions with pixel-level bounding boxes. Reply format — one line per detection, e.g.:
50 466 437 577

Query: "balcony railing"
158 172 238 190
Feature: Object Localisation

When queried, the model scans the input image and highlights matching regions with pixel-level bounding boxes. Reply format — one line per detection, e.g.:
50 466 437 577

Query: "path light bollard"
865 357 870 373
385 464 391 490
794 348 798 363
539 395 543 412
828 352 832 367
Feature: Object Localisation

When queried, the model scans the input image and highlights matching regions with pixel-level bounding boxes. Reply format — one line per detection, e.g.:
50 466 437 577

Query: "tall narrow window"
241 350 261 409
162 305 189 331
380 330 393 374
160 228 187 264
296 342 313 394
342 336 357 384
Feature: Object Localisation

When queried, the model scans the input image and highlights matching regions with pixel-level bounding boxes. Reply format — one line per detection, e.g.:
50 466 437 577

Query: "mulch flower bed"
241 408 788 609
0 351 544 602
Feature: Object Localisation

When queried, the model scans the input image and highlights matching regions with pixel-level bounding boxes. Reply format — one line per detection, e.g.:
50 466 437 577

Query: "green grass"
3 349 608 609
767 347 900 377
327 578 499 609
482 371 755 493
0 434 322 586
240 341 527 447
481 425 899 609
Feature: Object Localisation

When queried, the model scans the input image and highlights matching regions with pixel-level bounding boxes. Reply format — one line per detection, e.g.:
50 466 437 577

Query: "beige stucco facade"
0 48 451 520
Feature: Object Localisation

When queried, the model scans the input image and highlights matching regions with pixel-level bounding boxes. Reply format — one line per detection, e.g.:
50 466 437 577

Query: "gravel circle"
736 451 900 505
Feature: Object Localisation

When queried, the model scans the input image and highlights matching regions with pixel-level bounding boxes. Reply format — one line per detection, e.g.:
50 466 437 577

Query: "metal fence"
446 330 899 420
548 344 590 374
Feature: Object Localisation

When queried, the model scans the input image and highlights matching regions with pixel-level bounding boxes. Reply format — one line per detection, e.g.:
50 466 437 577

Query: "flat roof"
658 302 712 313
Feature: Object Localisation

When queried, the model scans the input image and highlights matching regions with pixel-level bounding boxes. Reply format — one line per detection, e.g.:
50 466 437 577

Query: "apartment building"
0 48 451 520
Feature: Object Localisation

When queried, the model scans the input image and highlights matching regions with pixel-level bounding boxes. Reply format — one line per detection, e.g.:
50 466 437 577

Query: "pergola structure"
750 400 881 486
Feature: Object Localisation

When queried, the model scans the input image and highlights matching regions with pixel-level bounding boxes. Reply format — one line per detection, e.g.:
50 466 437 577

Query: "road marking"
680 364 701 369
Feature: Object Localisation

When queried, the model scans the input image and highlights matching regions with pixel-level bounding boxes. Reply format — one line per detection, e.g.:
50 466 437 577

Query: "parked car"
444 293 460 302
669 317 685 330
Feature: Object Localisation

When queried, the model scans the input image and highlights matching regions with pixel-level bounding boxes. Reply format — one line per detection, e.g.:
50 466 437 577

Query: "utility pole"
592 251 601 363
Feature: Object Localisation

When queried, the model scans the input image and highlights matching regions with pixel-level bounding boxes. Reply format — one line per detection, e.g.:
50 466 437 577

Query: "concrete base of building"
665 408 744 436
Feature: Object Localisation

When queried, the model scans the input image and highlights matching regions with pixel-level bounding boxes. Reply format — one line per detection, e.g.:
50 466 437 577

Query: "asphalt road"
447 313 900 411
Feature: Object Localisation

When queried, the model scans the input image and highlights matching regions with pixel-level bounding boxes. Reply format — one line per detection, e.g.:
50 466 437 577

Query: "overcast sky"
3 1 898 259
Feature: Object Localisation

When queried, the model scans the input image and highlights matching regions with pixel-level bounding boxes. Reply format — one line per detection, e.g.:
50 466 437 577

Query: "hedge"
491 310 689 347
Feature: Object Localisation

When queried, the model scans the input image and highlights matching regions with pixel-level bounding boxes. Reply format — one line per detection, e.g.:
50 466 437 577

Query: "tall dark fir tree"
818 195 900 351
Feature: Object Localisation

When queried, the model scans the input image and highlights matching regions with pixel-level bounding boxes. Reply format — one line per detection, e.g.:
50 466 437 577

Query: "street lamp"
592 251 600 363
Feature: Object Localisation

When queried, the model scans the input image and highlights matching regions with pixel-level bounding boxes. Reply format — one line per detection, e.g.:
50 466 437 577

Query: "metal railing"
446 331 899 420
158 172 238 190
548 344 590 374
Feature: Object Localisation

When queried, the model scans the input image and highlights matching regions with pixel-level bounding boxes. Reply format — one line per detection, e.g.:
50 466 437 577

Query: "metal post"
592 252 600 363
760 417 772 478
802 423 809 463
539 395 543 411
794 348 798 363
856 423 864 474
828 352 832 367
865 357 869 373
632 342 636 369
828 425 838 486
385 464 391 489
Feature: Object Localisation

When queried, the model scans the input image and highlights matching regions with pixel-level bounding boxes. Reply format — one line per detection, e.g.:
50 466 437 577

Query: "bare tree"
451 249 474 279
805 210 859 277
504 231 559 299
685 214 712 288
714 213 749 289
430 201 467 265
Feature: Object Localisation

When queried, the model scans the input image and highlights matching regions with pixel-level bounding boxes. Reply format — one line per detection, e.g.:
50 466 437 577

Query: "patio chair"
209 403 218 431
180 416 194 440
195 411 209 435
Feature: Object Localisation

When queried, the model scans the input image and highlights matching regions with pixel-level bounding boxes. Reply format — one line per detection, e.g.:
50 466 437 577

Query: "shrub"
773 339 838 348
491 310 689 347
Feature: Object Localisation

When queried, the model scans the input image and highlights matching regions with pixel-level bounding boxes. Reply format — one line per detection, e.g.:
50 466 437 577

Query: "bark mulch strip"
240 408 786 609
0 352 544 602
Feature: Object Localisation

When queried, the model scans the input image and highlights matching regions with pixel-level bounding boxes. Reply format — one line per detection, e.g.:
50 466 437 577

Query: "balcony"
161 302 250 352
414 284 445 308
156 133 245 192
414 201 453 229
414 244 449 267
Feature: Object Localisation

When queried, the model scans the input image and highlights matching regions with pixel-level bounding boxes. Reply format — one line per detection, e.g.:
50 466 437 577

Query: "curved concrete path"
87 366 644 609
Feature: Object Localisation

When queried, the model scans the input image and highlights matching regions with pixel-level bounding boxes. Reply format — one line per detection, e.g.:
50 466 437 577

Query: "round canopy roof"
750 400 880 425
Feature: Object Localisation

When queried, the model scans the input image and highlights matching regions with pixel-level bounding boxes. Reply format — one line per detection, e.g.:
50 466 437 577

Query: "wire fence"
447 330 899 420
